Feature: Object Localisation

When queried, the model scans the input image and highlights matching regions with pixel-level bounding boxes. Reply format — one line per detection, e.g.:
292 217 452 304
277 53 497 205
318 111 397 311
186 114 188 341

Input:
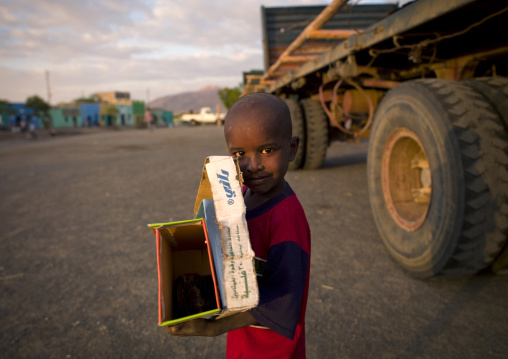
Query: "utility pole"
216 103 221 128
45 70 52 105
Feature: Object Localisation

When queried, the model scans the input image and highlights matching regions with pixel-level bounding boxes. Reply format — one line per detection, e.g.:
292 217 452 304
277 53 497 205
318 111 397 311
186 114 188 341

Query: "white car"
180 107 226 125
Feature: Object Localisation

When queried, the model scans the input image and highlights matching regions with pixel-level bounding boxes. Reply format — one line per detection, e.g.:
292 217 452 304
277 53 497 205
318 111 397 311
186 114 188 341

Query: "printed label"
216 169 236 203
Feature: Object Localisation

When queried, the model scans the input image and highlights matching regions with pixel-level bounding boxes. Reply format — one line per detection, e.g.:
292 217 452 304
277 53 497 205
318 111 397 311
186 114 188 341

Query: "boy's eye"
233 151 245 157
261 148 273 154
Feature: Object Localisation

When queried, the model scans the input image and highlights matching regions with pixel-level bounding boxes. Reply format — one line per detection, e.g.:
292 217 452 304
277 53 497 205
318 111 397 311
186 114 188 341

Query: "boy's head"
224 92 299 198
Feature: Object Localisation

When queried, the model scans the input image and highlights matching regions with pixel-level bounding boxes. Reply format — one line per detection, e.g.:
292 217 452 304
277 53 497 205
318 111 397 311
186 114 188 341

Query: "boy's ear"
289 136 299 161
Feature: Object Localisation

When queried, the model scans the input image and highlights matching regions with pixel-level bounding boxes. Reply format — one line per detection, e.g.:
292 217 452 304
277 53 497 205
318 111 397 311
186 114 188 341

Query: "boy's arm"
248 199 311 340
163 311 258 337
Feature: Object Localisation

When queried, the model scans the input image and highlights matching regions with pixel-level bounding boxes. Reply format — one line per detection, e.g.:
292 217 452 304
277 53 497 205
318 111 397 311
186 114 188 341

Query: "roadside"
0 126 138 142
1 127 506 358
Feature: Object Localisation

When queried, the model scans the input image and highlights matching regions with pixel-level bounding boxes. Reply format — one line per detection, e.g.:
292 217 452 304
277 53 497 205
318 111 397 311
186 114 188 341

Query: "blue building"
7 103 41 129
80 103 100 127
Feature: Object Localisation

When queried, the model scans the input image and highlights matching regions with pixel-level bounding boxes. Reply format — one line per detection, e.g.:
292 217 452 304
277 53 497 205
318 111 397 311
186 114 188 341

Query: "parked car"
180 107 225 125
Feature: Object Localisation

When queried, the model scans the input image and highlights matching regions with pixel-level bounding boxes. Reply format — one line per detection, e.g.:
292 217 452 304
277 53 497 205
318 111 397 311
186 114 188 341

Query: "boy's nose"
246 154 263 173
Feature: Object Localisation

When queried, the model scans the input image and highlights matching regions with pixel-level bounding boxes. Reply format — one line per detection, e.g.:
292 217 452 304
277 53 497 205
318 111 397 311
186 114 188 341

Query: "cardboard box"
150 218 221 326
148 156 259 326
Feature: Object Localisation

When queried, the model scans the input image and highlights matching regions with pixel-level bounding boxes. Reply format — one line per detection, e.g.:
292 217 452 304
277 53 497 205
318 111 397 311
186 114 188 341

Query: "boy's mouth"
245 175 270 186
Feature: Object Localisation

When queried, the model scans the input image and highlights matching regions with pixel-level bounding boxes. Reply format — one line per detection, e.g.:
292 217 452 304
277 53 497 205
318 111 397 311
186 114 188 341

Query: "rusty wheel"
368 79 508 278
301 98 329 170
283 98 305 170
381 128 431 232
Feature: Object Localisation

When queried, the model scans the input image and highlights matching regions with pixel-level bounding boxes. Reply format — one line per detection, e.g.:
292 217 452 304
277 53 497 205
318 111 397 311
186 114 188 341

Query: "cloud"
0 0 401 104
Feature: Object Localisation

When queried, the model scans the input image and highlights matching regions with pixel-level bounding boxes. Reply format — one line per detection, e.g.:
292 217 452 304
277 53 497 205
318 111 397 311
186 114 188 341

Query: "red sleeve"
249 198 310 340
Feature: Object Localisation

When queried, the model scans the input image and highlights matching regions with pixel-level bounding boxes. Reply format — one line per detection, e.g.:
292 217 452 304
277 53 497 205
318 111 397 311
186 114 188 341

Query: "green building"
151 109 174 127
50 106 80 128
132 100 145 128
117 104 134 126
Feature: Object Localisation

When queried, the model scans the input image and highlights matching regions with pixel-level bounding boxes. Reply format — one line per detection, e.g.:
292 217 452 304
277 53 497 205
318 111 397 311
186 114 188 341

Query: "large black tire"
466 77 508 133
283 99 305 170
301 99 328 170
367 79 508 278
465 77 508 274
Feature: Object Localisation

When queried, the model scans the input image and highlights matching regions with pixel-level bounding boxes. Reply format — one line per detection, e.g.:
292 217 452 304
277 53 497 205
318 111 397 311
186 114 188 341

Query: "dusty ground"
1 126 507 358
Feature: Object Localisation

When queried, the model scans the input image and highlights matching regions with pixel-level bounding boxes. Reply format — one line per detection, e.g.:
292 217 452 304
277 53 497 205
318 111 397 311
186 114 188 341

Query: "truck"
243 0 508 278
180 107 225 126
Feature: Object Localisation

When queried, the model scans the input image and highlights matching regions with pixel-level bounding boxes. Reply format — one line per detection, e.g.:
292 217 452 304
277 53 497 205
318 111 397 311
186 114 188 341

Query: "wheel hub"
381 128 431 231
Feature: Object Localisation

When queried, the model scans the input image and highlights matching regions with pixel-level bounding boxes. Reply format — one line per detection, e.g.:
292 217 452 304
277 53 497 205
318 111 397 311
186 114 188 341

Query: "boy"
165 93 311 359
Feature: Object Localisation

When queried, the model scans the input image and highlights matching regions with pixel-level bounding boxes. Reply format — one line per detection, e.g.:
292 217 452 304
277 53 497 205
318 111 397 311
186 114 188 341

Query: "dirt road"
1 127 507 358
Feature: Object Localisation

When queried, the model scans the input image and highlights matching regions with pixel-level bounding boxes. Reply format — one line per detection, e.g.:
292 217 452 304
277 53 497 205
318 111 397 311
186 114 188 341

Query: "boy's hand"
164 319 215 337
162 311 258 337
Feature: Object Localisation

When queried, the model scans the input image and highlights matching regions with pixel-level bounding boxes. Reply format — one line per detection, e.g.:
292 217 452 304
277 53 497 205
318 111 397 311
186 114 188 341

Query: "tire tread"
283 99 305 171
300 99 329 170
415 79 508 275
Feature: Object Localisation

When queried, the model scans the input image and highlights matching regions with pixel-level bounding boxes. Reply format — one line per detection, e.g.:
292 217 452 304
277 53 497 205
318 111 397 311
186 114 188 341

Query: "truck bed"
265 0 508 94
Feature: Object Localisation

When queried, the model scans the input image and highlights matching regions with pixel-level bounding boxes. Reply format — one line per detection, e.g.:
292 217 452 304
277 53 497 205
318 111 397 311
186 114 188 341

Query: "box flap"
196 198 226 308
193 157 212 217
193 156 243 217
202 156 258 311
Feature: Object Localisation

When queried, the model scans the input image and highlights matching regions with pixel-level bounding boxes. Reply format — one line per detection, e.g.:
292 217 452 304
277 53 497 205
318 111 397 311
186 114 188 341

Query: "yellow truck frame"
247 0 508 277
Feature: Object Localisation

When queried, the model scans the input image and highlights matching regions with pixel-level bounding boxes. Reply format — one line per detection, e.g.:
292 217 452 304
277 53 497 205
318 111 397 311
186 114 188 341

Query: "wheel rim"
381 128 431 232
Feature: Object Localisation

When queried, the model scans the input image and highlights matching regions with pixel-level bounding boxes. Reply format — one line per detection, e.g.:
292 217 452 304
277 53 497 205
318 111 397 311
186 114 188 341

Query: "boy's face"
225 109 298 198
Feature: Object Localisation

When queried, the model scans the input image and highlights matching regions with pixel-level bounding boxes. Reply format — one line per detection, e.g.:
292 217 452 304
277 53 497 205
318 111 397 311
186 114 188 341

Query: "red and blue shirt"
227 183 311 359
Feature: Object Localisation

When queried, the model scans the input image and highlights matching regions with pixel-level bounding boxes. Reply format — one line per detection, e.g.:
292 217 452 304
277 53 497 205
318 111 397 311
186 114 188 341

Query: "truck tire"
190 120 198 126
465 77 508 133
464 77 508 274
367 79 508 278
301 98 328 170
283 99 305 170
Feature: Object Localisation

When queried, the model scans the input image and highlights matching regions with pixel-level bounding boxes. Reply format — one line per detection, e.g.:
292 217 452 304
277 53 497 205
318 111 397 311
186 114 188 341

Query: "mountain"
149 86 225 115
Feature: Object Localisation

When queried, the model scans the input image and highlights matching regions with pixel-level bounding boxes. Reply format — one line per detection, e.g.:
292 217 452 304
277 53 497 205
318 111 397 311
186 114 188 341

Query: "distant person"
145 109 154 131
163 93 311 359
28 122 37 139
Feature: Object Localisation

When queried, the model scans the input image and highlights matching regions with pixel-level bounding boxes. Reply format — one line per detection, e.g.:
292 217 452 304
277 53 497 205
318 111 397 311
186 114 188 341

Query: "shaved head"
224 93 292 140
223 92 299 200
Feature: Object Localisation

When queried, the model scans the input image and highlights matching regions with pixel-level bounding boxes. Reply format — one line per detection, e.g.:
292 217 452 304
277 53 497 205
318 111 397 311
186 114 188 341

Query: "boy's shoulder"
246 182 310 263
246 183 305 220
274 183 306 215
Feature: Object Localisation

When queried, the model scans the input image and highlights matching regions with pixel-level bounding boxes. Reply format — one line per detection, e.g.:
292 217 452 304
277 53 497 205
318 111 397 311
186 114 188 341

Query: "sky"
0 0 403 105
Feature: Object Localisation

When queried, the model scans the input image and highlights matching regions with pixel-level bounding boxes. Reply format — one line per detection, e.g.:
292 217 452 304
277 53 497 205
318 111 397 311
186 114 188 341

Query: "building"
116 104 134 126
50 105 80 128
151 108 174 127
132 100 146 128
95 91 131 105
5 103 40 129
100 103 118 126
3 90 167 130
80 103 100 127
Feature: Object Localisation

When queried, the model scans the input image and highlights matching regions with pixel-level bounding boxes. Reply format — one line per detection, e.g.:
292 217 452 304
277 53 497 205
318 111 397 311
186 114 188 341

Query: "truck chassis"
247 0 508 277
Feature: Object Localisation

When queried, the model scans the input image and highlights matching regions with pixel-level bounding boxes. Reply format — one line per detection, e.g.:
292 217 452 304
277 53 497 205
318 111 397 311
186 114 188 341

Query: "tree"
0 99 14 115
26 95 52 129
218 86 242 110
105 104 119 126
0 99 14 128
0 99 12 111
73 95 99 104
